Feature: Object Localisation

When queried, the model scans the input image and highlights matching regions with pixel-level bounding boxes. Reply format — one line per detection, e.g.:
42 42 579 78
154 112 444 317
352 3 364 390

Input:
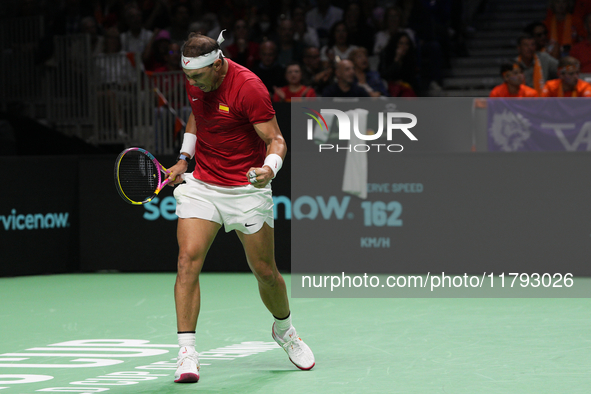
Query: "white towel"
342 109 368 199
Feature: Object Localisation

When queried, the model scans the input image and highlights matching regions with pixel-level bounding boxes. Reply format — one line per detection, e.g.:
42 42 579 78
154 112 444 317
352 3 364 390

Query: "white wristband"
264 154 283 178
180 133 197 159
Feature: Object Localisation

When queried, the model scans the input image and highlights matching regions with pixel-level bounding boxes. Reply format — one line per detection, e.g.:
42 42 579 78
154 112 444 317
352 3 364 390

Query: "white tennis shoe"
174 346 200 383
272 324 315 370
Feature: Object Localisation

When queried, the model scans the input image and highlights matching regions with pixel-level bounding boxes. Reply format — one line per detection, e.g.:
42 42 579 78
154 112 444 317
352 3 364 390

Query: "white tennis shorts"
173 173 274 234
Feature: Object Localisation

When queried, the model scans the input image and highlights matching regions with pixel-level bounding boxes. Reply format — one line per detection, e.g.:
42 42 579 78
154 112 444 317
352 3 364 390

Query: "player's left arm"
247 115 287 188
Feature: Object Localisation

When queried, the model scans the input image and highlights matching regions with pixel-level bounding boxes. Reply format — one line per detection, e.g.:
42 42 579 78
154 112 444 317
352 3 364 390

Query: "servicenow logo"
143 196 293 221
1 209 70 231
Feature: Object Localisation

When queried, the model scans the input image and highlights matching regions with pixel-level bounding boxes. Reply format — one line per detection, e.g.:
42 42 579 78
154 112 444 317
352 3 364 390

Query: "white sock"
274 313 292 337
178 332 196 353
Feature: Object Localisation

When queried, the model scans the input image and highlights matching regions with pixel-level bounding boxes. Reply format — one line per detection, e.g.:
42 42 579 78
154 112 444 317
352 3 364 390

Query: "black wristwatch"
177 153 191 163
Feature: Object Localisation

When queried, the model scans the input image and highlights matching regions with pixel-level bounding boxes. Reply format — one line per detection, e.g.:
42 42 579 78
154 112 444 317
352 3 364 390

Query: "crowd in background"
490 0 591 98
2 0 475 98
3 0 591 99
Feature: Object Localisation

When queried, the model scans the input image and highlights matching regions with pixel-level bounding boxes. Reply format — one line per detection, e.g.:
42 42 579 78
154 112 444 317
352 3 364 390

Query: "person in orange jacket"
490 61 539 97
542 56 591 97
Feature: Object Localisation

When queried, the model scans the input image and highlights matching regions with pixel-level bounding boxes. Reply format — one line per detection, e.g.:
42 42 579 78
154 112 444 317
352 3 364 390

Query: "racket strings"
118 151 160 202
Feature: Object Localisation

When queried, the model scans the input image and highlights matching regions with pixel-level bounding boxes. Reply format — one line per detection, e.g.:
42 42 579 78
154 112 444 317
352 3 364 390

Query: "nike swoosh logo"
192 98 198 101
245 223 256 227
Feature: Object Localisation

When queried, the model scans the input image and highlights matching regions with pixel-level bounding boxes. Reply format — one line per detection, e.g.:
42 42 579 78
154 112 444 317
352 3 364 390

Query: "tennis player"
166 31 315 383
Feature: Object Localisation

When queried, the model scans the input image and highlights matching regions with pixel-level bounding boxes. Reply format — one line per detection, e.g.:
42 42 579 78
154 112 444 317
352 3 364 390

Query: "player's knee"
177 250 203 279
253 264 280 287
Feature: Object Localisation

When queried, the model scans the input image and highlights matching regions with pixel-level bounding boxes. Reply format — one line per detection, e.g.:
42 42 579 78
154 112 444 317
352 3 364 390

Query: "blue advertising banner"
487 98 591 151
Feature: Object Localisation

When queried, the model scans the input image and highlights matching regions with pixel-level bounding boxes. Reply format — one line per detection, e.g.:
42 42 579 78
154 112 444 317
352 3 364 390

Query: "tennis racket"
114 147 178 205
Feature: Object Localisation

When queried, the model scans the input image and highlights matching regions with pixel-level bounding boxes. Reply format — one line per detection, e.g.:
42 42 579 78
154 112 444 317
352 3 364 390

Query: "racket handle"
162 173 186 187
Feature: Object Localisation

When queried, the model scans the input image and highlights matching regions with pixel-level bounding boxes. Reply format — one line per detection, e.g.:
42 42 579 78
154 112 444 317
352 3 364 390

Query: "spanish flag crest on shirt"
219 103 229 113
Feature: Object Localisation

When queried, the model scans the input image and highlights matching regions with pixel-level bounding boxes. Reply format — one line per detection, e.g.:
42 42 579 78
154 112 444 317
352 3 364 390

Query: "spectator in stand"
573 0 591 39
152 42 181 72
489 62 539 97
292 6 320 48
276 19 304 67
320 22 358 69
166 3 193 46
542 56 591 96
224 19 259 69
305 0 344 47
96 26 136 84
524 21 551 54
252 41 287 96
569 13 591 72
95 26 137 137
120 6 153 56
301 46 333 94
151 42 184 109
80 16 105 56
196 13 219 37
53 0 93 34
343 2 375 54
272 63 317 102
249 9 276 43
349 47 388 97
362 0 384 31
187 0 208 21
138 0 169 30
92 0 122 29
374 6 416 56
379 32 419 96
144 29 172 71
515 33 558 96
544 0 578 58
208 9 235 46
322 59 369 97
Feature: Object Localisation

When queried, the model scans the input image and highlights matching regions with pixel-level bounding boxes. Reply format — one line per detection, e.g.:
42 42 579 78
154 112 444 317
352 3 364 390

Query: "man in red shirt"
542 56 591 97
166 31 315 384
489 62 539 97
569 13 591 73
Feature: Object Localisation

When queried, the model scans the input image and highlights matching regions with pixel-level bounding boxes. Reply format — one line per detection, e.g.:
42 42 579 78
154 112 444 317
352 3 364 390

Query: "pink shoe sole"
273 325 315 371
291 359 315 370
174 373 199 383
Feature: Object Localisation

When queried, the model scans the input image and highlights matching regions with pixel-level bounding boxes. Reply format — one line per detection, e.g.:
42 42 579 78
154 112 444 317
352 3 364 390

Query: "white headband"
181 30 226 70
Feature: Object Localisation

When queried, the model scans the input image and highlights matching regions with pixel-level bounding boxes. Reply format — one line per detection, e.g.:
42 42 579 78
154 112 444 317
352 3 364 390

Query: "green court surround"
1 273 590 393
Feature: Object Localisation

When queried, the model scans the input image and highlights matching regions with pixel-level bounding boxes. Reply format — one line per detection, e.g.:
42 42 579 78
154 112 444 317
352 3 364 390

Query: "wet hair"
181 32 223 64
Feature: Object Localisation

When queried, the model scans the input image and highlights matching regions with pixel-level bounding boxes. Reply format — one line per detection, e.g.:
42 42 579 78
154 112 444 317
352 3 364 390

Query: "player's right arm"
167 112 196 185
